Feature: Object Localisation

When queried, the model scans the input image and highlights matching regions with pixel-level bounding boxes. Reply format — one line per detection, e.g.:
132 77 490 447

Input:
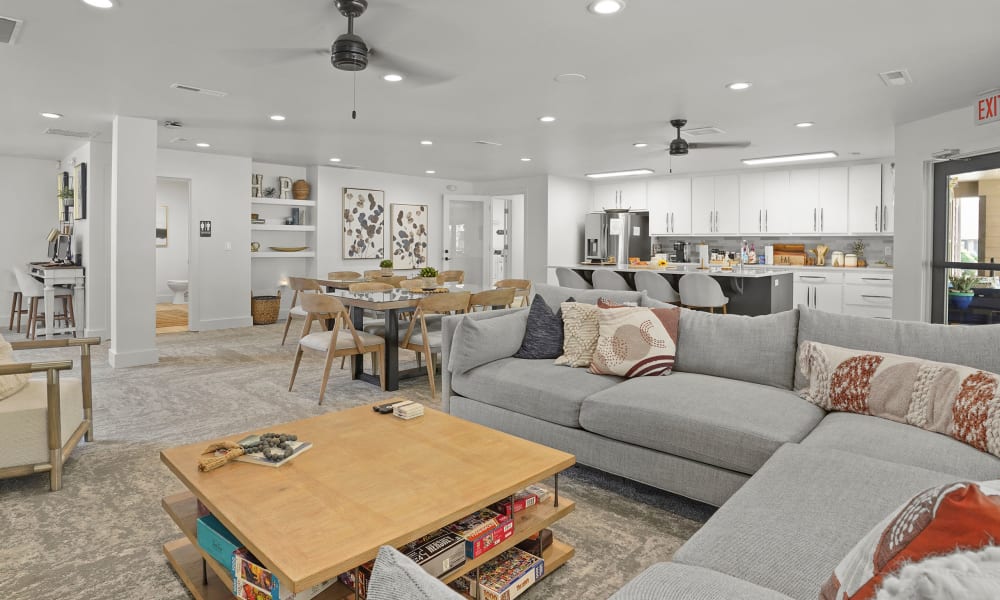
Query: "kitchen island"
556 264 794 316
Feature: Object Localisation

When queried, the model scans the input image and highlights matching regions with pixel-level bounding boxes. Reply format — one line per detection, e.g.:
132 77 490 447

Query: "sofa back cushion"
534 282 646 312
447 309 529 375
674 309 799 390
795 307 1000 389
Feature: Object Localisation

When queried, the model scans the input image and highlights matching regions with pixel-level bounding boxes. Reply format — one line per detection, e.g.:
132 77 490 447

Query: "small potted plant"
419 267 438 288
58 187 74 200
949 270 978 310
852 240 868 268
379 259 394 276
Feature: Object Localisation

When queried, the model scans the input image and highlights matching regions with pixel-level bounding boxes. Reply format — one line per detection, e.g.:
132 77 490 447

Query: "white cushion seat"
299 330 385 352
0 378 84 469
405 330 443 350
289 305 308 317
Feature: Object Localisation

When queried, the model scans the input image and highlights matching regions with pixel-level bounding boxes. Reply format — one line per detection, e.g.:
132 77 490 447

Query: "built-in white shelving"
250 198 316 207
251 224 316 232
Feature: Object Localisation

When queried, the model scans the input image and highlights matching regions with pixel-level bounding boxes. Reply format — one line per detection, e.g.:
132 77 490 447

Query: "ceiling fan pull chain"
352 71 358 120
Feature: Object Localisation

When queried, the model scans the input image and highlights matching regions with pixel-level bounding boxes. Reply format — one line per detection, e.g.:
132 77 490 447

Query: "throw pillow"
447 310 529 375
821 481 1000 600
589 306 680 377
513 294 571 360
554 302 601 368
597 297 638 308
874 545 1000 600
0 333 29 402
798 341 1000 458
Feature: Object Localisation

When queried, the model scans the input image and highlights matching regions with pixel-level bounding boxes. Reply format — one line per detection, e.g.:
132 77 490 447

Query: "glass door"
490 197 511 283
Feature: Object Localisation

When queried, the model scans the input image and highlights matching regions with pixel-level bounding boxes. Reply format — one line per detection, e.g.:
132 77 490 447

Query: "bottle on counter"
748 243 757 265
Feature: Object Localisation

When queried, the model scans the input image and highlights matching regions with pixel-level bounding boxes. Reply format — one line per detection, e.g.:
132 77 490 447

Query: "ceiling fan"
665 119 750 155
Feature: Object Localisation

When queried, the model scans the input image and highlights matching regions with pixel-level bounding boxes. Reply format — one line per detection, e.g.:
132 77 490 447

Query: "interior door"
443 195 491 287
490 198 511 283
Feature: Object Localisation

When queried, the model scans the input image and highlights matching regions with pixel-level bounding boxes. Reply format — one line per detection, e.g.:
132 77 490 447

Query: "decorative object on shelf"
290 207 301 225
250 291 281 325
845 253 858 268
284 216 294 225
251 173 263 198
278 176 292 199
73 162 87 220
852 239 868 267
419 266 439 288
196 432 305 471
949 270 978 310
269 246 310 252
831 250 845 267
156 205 168 248
380 259 394 276
56 170 71 221
810 244 829 267
292 179 310 200
391 203 429 269
343 188 385 259
264 186 276 198
250 241 260 252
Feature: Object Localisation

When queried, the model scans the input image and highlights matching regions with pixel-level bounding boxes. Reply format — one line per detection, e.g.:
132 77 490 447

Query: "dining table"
325 283 482 391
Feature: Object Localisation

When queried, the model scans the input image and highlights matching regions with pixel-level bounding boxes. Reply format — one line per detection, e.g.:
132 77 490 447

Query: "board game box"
400 529 467 577
232 548 335 600
445 508 514 559
337 560 374 598
456 547 544 600
489 490 539 519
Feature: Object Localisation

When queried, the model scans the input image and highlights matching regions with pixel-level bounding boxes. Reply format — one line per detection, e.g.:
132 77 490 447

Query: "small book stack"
394 401 424 420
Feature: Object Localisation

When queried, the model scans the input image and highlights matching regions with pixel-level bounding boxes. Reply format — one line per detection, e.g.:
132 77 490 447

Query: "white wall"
546 176 591 283
155 178 190 303
158 149 253 331
474 176 549 282
895 107 1000 321
0 155 58 332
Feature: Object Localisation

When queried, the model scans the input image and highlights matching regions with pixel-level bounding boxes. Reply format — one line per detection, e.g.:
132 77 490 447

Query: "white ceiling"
2 0 999 181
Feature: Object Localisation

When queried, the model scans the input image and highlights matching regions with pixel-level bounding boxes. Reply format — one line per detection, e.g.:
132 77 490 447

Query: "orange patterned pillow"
798 341 1000 458
821 481 1000 600
589 306 679 377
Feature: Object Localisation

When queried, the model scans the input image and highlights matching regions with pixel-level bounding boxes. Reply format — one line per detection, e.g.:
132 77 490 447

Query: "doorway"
154 177 191 333
931 152 1000 324
443 194 522 287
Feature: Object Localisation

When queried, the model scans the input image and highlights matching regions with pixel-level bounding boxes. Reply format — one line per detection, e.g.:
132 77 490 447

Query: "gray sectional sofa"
432 283 1000 599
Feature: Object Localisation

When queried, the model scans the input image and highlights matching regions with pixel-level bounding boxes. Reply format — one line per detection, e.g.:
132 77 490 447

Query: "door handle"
812 287 817 308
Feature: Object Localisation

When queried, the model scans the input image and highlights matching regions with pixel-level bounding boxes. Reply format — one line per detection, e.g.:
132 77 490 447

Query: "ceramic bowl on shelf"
268 246 309 252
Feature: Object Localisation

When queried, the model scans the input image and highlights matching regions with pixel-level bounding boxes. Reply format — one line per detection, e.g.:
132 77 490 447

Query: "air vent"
44 128 98 139
160 120 183 129
0 16 23 45
474 140 503 147
879 69 912 87
684 126 725 136
169 83 228 97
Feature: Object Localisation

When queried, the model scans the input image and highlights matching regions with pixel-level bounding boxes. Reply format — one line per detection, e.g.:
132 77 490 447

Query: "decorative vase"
422 277 437 288
381 267 393 276
950 291 974 310
292 180 310 200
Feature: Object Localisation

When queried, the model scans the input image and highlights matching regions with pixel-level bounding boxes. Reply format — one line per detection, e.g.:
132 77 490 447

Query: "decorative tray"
268 246 310 252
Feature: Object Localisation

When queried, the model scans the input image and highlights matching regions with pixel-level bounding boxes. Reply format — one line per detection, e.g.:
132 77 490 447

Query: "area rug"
0 323 712 600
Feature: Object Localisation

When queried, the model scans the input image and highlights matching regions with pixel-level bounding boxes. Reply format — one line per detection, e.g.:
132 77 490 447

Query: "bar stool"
8 268 28 332
679 273 729 313
13 268 75 339
592 270 632 291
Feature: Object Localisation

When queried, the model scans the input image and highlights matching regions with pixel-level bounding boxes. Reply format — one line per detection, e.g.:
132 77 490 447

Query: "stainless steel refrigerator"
584 211 649 264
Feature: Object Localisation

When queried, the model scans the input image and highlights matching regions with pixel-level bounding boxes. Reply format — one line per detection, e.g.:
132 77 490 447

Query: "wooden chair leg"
378 347 386 390
14 292 23 333
65 296 76 335
49 452 62 492
288 347 304 391
340 355 347 370
425 351 436 398
8 291 18 331
722 304 727 314
318 350 338 406
28 297 38 340
280 314 295 345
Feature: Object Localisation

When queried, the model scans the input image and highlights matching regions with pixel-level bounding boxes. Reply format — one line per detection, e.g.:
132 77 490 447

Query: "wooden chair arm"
0 360 74 376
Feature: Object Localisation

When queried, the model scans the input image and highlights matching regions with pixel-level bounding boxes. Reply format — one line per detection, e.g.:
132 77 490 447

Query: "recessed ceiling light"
383 74 403 82
196 142 211 148
82 0 114 7
726 82 752 91
588 0 625 15
554 73 587 84
40 112 63 119
329 157 342 162
795 122 814 128
539 116 556 123
420 140 433 146
742 151 837 166
520 157 532 162
425 170 436 174
269 114 286 121
586 169 654 179
633 142 648 148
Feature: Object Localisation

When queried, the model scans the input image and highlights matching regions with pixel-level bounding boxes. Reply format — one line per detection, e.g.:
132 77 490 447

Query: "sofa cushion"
448 310 528 374
451 357 622 428
672 445 960 600
0 378 84 469
590 306 680 377
578 373 825 474
795 306 1000 389
674 309 799 390
610 563 794 600
801 412 1000 480
534 282 646 311
513 294 566 360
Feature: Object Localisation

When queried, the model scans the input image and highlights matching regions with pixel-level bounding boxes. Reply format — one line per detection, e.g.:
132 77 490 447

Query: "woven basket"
251 291 281 325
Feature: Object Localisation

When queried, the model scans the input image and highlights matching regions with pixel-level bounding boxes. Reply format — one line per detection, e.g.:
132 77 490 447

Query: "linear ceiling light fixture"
586 169 654 179
742 151 837 166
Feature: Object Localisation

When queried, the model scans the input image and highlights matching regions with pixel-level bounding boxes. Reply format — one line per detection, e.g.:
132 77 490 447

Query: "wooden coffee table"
160 404 576 599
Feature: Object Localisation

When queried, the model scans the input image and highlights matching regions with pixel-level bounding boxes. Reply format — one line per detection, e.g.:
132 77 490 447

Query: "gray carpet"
0 324 712 600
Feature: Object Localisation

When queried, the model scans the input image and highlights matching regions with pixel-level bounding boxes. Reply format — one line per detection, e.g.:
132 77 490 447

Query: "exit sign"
976 89 1000 126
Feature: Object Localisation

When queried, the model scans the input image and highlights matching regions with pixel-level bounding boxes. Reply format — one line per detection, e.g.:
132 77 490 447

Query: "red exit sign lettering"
976 89 1000 126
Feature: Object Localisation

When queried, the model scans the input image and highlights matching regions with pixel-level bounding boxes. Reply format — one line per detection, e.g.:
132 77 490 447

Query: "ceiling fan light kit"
667 119 750 156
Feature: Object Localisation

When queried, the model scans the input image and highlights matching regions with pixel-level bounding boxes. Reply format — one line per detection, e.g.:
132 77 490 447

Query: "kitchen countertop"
555 264 794 279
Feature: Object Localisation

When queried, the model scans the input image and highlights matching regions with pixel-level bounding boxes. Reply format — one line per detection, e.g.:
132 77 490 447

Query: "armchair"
0 337 99 491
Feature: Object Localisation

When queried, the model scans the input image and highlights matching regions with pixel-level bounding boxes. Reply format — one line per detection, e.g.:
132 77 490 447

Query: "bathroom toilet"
166 280 188 304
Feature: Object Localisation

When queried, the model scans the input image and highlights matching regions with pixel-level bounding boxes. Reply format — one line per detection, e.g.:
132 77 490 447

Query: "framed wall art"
390 204 428 269
73 162 87 220
343 188 385 259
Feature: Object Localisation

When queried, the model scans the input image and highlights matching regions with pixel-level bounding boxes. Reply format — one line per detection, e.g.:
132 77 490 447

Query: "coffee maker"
673 241 693 263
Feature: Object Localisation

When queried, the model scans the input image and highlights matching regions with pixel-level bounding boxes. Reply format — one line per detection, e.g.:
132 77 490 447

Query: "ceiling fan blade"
368 47 454 86
219 48 327 68
687 141 751 149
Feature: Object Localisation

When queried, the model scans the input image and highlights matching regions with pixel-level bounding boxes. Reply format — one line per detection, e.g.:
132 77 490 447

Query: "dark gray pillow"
514 294 571 359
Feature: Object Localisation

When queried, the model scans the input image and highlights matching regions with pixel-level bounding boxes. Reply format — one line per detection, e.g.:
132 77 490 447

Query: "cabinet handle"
759 209 762 232
875 205 879 231
882 205 888 231
821 208 824 231
813 208 817 232
765 210 768 232
801 276 827 281
671 212 675 232
861 294 892 299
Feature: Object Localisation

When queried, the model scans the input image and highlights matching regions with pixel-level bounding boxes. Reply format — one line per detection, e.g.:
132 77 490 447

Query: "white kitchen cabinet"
787 170 818 234
793 271 844 313
842 271 893 318
693 175 739 234
739 173 765 233
691 177 716 234
817 167 849 234
647 177 691 235
881 164 894 234
848 163 885 234
593 181 647 212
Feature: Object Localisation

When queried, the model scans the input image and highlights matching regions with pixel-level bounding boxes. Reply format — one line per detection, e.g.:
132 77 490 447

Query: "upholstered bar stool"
556 267 592 289
591 269 632 291
635 271 680 304
8 268 27 333
679 273 729 313
13 268 74 339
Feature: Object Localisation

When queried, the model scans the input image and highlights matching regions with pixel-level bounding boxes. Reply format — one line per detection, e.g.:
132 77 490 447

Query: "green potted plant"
379 259 394 276
57 187 74 200
949 270 978 310
852 240 868 267
419 267 438 288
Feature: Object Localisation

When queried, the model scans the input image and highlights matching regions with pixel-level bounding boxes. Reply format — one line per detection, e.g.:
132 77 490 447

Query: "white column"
109 116 159 368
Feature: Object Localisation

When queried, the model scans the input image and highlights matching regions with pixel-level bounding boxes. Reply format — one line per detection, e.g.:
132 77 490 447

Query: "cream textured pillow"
554 302 600 368
0 333 30 401
590 306 679 377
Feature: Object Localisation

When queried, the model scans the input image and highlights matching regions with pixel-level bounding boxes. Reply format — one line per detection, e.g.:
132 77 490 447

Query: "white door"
739 173 765 234
848 163 883 234
818 167 849 233
691 177 715 234
787 169 818 234
665 177 692 234
763 171 792 234
713 175 741 235
646 179 672 235
490 198 511 283
443 195 491 287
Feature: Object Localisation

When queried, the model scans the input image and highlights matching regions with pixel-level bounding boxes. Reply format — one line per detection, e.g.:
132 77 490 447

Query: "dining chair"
281 276 323 345
13 268 74 339
495 279 532 307
327 271 362 281
363 269 385 279
289 293 386 403
400 291 471 397
635 271 680 304
591 270 632 291
679 273 729 313
555 267 593 290
348 282 395 293
398 279 425 290
469 288 516 312
437 270 465 284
